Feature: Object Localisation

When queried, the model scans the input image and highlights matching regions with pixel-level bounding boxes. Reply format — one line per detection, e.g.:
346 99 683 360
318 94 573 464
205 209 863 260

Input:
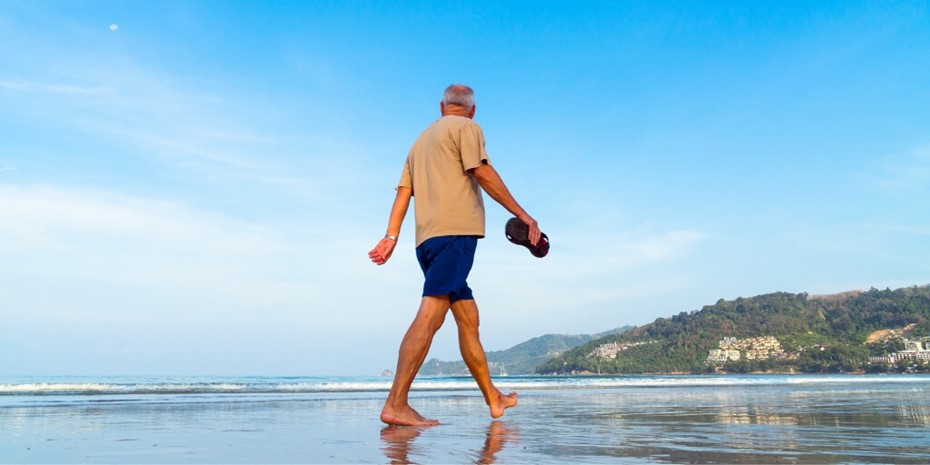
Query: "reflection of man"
380 426 424 465
477 421 518 465
369 84 541 426
380 421 518 464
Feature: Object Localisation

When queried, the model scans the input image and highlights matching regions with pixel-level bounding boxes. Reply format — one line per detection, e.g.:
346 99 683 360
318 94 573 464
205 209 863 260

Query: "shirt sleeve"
459 121 490 172
397 156 413 194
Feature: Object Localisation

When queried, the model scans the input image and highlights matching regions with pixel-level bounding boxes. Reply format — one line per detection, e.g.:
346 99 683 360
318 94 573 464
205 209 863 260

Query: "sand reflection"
380 421 518 465
380 425 429 465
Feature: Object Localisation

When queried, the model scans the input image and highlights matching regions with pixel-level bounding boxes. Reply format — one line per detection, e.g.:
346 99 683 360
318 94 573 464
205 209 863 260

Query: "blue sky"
2 1 929 376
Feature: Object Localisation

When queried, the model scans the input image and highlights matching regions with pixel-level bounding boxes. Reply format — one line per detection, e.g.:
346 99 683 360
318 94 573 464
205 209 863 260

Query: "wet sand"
3 383 930 464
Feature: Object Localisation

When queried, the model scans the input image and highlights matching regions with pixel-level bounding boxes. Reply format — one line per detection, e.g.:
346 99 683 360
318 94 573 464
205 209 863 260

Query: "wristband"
383 234 398 241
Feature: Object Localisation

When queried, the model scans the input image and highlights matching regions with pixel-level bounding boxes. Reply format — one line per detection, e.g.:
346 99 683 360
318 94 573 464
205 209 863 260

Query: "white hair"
442 84 475 109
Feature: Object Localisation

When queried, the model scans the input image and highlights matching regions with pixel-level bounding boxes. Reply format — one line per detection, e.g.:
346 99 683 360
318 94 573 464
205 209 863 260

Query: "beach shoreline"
3 374 929 464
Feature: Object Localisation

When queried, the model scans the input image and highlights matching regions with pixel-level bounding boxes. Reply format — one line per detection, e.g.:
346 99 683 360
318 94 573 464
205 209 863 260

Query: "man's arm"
469 163 541 246
369 186 412 266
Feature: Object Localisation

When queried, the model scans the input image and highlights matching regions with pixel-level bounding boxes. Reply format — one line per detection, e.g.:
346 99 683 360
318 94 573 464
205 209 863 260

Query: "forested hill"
418 326 633 376
537 285 930 375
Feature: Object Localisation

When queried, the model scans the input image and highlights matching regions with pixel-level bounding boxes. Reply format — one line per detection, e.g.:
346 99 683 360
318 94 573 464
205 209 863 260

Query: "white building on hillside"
706 349 741 364
870 337 930 364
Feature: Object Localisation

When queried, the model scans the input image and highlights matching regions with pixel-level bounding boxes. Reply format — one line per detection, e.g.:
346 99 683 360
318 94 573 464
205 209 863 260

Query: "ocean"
2 374 929 463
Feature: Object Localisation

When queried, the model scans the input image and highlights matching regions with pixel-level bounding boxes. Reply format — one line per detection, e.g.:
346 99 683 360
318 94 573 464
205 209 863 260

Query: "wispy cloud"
879 224 930 238
2 64 379 211
470 225 707 328
867 143 930 193
0 80 31 92
0 185 318 320
0 79 108 95
543 228 707 277
4 45 311 181
0 184 289 263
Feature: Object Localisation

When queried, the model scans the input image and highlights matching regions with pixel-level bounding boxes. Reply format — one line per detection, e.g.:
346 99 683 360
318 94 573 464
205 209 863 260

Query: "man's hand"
518 214 542 246
370 187 411 266
369 237 398 266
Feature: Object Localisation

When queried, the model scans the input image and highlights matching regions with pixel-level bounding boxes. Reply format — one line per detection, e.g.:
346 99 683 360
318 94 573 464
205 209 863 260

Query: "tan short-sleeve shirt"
398 115 490 247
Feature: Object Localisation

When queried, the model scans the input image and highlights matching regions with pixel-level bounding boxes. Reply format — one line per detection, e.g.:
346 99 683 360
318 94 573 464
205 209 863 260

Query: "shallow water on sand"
2 375 929 463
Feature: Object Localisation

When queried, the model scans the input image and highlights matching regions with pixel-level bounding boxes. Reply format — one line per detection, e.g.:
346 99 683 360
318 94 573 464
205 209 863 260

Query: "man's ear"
440 102 446 115
468 105 476 119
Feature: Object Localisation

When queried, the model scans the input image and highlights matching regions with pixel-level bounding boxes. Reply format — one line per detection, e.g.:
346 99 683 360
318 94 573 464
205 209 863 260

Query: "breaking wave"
2 374 928 397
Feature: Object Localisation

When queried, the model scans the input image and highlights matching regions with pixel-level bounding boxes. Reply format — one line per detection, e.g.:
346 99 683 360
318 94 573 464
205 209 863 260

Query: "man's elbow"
469 163 495 184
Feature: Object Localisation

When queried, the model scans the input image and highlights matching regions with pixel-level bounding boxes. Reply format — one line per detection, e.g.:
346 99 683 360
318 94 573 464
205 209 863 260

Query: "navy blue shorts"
415 236 477 303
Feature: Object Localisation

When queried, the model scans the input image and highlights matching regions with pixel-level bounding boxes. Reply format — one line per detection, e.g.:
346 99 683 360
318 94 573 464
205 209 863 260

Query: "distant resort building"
706 336 785 365
706 349 741 363
592 342 622 359
869 338 930 365
589 341 657 359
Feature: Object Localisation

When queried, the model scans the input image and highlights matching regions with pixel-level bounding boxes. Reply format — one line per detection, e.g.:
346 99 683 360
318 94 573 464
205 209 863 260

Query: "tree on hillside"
538 285 930 375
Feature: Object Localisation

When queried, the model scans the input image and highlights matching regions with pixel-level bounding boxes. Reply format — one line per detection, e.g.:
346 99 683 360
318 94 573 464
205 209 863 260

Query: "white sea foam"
2 374 929 397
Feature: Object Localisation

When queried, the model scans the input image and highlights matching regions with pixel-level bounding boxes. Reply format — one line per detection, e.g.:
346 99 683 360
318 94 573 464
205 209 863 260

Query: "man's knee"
418 296 451 327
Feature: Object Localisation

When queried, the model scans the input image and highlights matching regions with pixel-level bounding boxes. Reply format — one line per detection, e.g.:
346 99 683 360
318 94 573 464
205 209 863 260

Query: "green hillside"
418 326 633 376
538 286 930 375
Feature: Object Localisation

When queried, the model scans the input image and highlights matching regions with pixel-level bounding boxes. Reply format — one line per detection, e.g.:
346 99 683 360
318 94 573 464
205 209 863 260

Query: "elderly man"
369 84 542 426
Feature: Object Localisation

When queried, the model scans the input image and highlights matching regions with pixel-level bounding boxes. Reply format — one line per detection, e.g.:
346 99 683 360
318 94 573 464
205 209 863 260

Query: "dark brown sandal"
505 217 549 258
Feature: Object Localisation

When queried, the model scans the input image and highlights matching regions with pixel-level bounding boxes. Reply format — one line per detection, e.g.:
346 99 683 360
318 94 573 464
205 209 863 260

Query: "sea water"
2 374 929 463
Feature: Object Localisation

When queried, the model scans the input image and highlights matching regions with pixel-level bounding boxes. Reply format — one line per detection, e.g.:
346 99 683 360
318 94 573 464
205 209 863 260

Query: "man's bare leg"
381 295 451 426
450 299 518 418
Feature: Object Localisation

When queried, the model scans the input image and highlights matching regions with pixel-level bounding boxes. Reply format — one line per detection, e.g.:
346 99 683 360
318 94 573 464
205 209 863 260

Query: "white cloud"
0 79 107 95
0 183 422 332
0 184 264 253
463 226 707 330
896 225 930 237
2 62 271 177
0 185 325 322
868 143 930 192
1 64 382 213
533 228 706 279
0 182 435 374
0 80 31 92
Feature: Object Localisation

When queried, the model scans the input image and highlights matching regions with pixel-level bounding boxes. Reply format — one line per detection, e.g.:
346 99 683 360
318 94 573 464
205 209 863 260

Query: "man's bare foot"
381 404 440 426
488 391 518 419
